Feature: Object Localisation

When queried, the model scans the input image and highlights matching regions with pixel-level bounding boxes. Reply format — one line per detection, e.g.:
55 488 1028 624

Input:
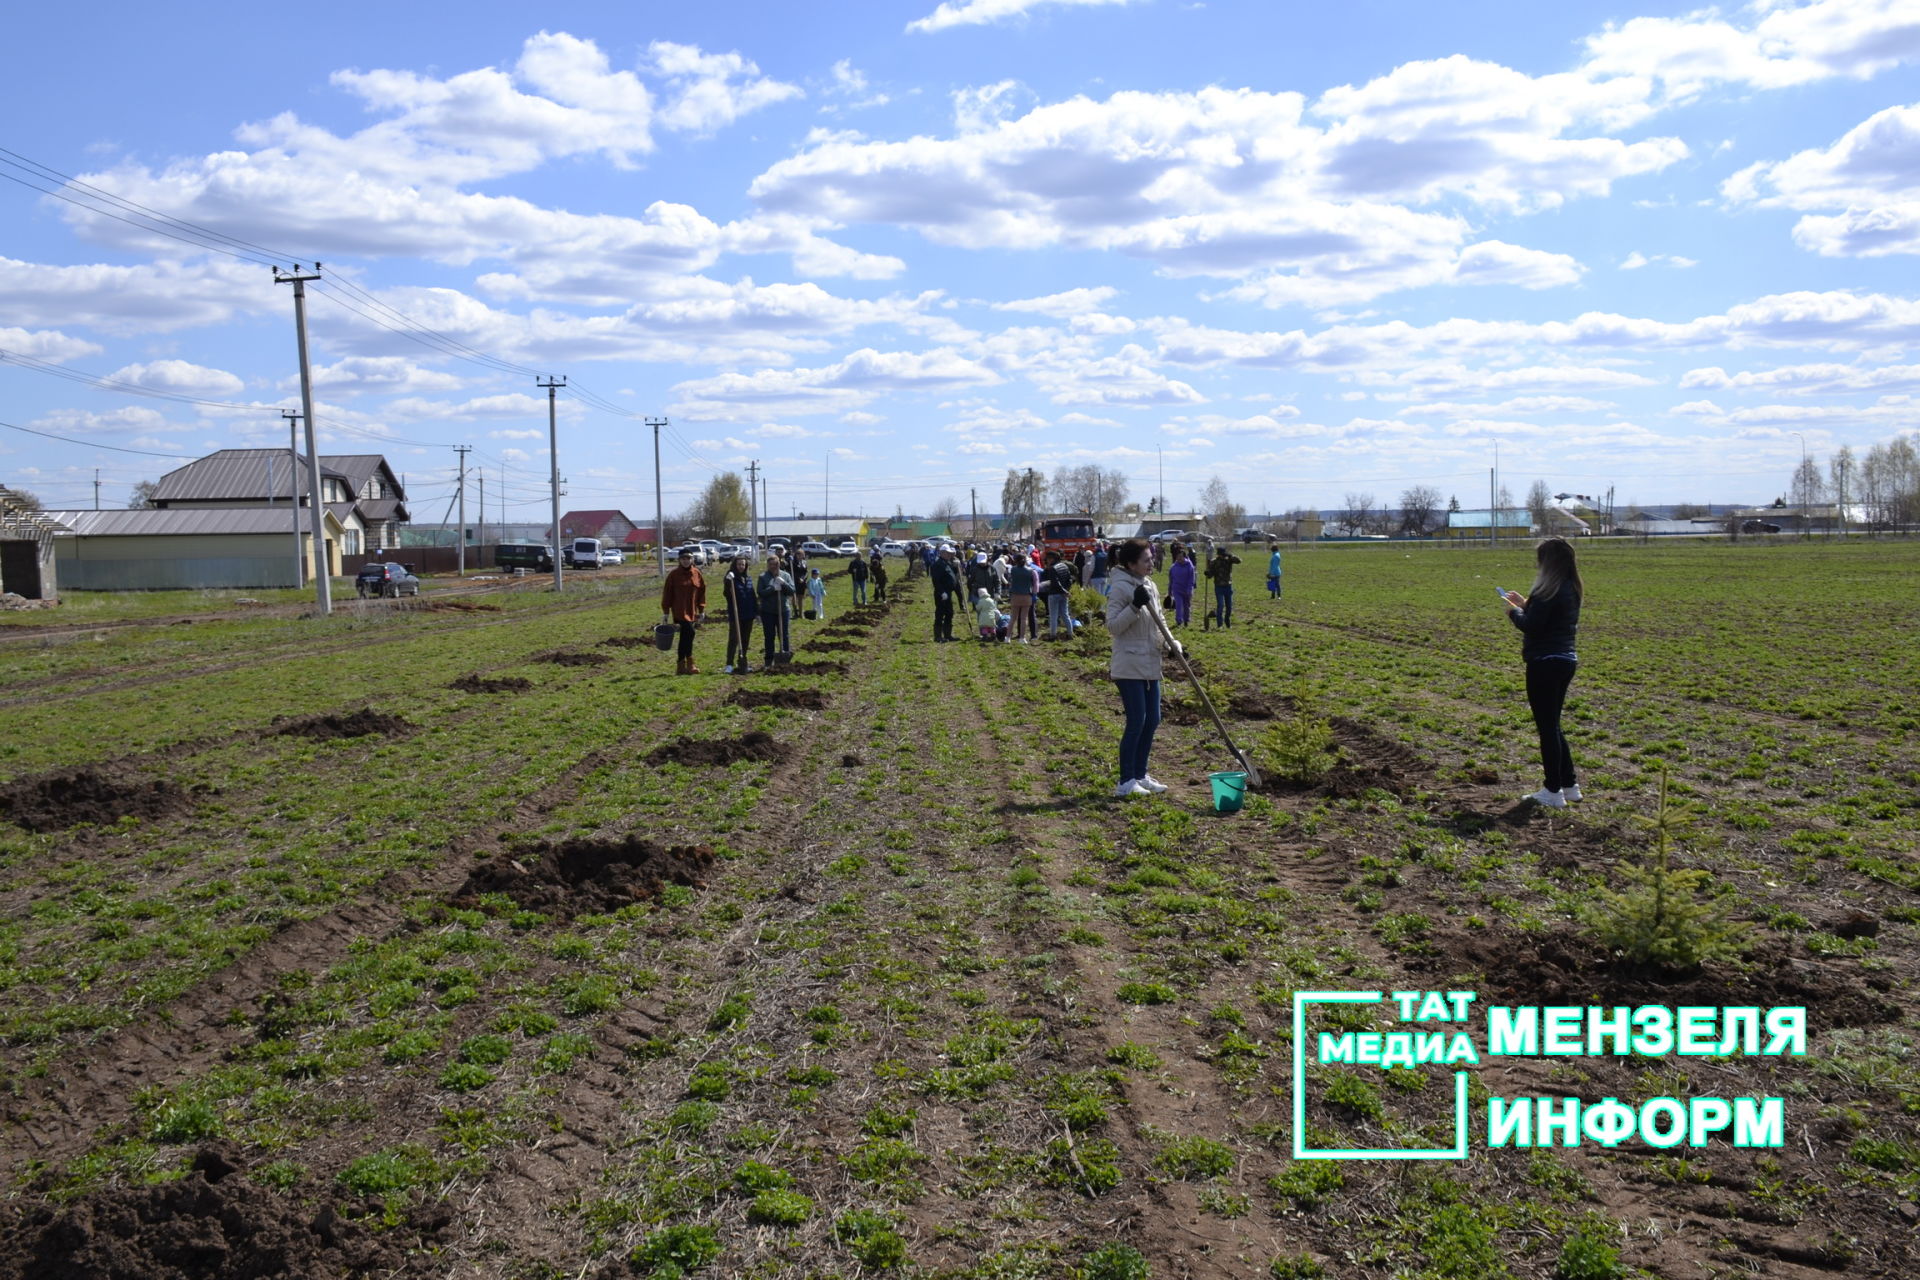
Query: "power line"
0 417 196 458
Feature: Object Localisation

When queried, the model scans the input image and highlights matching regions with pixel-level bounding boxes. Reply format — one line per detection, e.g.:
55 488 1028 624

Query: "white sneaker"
1562 784 1583 802
1524 788 1567 809
1138 775 1169 793
722 664 734 674
1114 779 1149 798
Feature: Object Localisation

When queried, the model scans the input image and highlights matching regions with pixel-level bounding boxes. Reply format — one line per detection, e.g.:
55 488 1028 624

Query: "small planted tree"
1260 677 1337 783
1581 769 1748 971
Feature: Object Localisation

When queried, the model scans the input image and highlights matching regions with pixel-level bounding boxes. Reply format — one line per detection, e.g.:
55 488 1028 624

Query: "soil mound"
1331 717 1430 778
801 639 860 653
0 769 200 833
757 661 848 677
647 732 788 768
537 649 612 667
424 599 499 613
729 688 828 710
0 1147 440 1280
272 710 413 740
453 836 716 919
817 625 871 639
1453 931 1901 1032
598 636 653 649
449 674 532 694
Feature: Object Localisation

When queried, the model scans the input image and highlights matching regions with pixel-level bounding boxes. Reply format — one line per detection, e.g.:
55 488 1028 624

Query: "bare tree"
1198 475 1243 537
1339 491 1374 537
1526 479 1554 531
1397 484 1442 536
128 479 161 509
1051 464 1130 522
929 495 961 521
1790 455 1827 512
684 472 751 537
1000 468 1046 533
1829 445 1856 532
3 487 43 511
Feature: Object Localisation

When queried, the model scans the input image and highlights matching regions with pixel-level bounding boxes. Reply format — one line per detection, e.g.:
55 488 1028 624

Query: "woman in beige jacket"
1105 538 1180 797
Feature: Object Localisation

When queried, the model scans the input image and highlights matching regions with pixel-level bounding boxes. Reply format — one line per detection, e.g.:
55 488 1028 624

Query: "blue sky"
4 0 1919 521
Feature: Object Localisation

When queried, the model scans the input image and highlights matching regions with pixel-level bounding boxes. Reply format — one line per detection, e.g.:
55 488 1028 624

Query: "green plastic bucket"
1209 770 1248 813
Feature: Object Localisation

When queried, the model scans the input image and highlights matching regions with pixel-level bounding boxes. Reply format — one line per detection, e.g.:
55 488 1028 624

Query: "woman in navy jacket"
1499 537 1583 808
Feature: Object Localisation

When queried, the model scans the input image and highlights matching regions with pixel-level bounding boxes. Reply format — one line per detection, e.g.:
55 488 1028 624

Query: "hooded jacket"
1106 565 1171 681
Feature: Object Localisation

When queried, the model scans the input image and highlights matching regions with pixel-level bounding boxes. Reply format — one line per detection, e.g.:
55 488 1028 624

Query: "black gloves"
1132 585 1150 607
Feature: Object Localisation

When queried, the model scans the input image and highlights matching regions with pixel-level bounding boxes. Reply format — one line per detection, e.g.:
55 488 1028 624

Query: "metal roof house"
150 449 410 554
45 506 350 590
1445 509 1534 539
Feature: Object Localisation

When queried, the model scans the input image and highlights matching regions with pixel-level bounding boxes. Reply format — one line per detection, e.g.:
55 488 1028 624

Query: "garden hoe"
1149 605 1263 788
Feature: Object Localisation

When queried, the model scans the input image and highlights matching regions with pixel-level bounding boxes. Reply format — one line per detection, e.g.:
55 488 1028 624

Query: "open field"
0 539 1915 1280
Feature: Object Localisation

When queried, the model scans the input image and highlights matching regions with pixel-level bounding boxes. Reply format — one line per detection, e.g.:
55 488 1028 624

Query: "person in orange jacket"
660 548 707 674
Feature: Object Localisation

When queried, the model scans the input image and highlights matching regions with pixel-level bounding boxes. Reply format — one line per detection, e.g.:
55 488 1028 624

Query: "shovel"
1148 604 1263 788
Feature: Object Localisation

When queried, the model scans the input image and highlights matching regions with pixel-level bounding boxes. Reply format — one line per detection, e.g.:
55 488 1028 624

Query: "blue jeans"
852 578 868 605
1214 584 1233 627
1046 590 1070 635
1116 678 1161 784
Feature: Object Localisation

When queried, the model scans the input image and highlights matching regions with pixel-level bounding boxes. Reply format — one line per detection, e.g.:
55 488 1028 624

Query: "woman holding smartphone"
1498 537 1583 809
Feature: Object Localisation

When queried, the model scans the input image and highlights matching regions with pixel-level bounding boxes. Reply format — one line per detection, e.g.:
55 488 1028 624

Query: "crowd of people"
665 529 1580 814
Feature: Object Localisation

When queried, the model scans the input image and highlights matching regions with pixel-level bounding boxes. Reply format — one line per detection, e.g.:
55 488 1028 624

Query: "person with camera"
1499 537 1584 809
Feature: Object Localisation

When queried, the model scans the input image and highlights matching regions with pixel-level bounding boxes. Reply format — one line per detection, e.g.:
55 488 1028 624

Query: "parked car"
495 543 554 572
1234 526 1269 543
1741 519 1782 534
799 540 835 558
877 540 908 557
355 562 420 598
699 539 731 561
670 543 709 565
567 537 603 568
598 548 625 566
835 540 860 557
1148 529 1194 544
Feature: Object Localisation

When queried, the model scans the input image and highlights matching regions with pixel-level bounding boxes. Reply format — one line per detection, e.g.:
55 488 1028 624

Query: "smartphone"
1494 587 1512 601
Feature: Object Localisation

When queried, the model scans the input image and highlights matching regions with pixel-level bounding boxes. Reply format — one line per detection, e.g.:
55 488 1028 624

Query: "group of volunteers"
663 527 1583 815
1098 535 1583 811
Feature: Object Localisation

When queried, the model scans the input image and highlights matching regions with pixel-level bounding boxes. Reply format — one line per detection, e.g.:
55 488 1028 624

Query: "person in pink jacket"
1166 543 1196 627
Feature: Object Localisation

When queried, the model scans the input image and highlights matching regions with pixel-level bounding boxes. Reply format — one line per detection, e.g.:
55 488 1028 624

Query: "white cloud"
753 74 1660 307
1681 360 1920 394
746 423 812 438
1725 102 1920 256
32 405 180 436
1620 251 1697 270
992 286 1119 316
908 0 1140 36
824 60 889 112
106 359 246 398
0 256 269 335
1029 343 1206 407
1581 0 1920 106
0 326 103 362
299 356 465 396
672 347 1002 419
387 392 570 420
645 41 803 135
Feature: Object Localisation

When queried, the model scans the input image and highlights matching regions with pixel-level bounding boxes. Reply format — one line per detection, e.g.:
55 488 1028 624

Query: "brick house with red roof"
550 510 640 547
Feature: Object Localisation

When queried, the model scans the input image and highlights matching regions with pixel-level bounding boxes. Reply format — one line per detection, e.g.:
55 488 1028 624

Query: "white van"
568 536 603 568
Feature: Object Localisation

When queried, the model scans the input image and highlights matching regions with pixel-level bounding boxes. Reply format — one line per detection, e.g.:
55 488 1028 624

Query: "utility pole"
1158 446 1164 521
537 376 565 590
477 471 485 563
93 469 100 511
454 444 471 576
275 263 330 613
645 417 668 578
1024 467 1038 535
1488 467 1496 548
746 460 760 552
970 487 977 540
283 410 304 584
824 451 830 533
